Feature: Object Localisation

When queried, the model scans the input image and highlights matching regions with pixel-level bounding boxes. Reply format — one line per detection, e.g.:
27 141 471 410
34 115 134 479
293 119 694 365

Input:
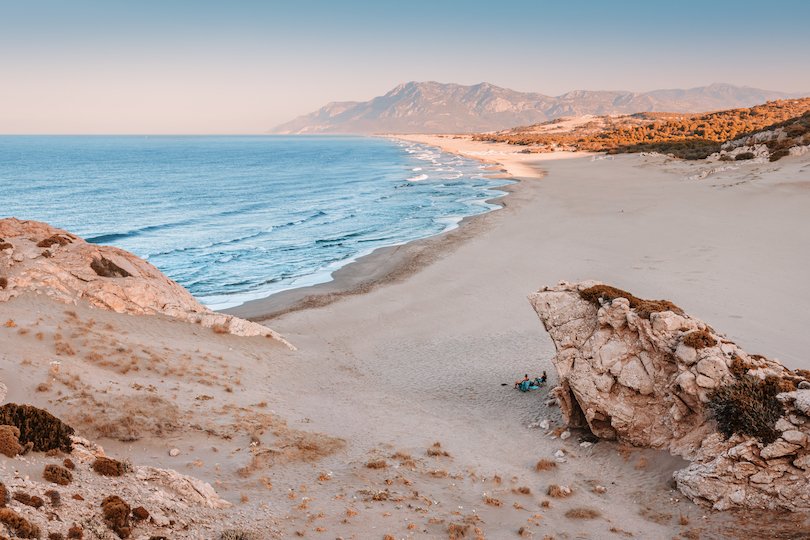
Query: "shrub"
426 442 450 457
43 464 73 485
579 284 683 319
707 376 784 443
90 257 131 278
131 506 149 521
365 459 387 469
0 242 13 251
0 277 7 289
49 533 65 540
101 495 131 538
729 355 750 378
0 425 23 457
448 522 470 539
63 458 75 470
13 491 44 508
535 458 557 471
220 532 260 540
770 148 790 162
547 484 573 498
36 235 71 248
0 507 41 538
682 329 717 349
0 481 7 507
735 152 755 161
67 523 83 539
0 403 75 452
565 507 601 519
93 456 127 477
44 489 61 507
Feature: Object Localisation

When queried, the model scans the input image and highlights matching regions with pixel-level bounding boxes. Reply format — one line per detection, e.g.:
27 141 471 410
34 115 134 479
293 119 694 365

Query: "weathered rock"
0 218 292 348
135 466 232 509
528 281 810 512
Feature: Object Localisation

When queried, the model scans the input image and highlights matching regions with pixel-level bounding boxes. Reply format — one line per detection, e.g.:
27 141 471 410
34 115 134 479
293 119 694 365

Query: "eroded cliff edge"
0 218 291 348
529 281 810 511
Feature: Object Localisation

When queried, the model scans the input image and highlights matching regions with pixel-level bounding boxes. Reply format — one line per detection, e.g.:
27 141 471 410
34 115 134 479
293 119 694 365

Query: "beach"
3 137 809 538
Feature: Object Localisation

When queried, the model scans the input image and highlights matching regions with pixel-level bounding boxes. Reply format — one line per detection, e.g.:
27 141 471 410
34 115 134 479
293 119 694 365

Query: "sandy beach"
3 136 810 538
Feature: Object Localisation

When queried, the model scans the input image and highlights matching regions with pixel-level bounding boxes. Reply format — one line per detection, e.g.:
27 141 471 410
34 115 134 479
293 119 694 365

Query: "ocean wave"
407 174 428 182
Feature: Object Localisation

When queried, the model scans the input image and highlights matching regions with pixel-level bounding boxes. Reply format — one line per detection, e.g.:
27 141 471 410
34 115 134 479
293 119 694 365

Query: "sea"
1 135 512 310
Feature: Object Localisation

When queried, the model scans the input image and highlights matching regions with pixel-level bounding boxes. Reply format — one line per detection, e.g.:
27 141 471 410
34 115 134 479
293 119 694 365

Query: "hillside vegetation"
474 98 810 160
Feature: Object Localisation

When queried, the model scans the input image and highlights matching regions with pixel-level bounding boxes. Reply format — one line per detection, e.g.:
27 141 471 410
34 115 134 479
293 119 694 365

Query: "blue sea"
1 136 511 309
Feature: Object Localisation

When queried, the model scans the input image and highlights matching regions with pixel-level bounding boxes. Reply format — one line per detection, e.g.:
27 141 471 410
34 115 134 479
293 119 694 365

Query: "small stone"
560 431 571 440
579 442 593 448
695 374 717 389
760 440 802 460
593 485 607 494
169 448 180 457
554 450 566 458
781 430 808 446
539 419 550 430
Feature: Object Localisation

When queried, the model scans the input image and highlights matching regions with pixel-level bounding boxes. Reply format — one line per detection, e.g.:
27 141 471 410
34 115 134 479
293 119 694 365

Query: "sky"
1 0 808 134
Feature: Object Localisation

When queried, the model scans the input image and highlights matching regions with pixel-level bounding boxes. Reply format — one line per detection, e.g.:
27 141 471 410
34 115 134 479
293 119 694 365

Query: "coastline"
225 135 561 321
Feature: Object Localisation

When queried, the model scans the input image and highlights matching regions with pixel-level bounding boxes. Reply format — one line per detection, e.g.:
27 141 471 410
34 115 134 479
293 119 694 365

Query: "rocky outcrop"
0 218 292 347
528 281 810 511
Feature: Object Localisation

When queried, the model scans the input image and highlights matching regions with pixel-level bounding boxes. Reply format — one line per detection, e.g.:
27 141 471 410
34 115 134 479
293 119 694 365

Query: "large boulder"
0 218 291 347
528 281 810 511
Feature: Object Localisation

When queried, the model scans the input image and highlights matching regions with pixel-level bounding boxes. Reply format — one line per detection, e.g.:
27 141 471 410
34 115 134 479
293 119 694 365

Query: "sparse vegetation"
13 491 44 508
579 284 683 319
535 458 557 471
707 375 784 443
37 234 72 248
93 456 128 477
0 403 75 452
0 507 41 538
682 328 717 349
474 98 810 160
735 151 755 161
101 495 131 538
547 484 573 498
43 464 73 485
0 425 24 457
365 459 388 469
90 256 131 278
426 441 450 457
565 507 601 519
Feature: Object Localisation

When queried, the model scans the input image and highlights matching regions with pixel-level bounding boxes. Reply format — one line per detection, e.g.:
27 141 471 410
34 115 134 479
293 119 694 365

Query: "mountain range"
271 81 804 134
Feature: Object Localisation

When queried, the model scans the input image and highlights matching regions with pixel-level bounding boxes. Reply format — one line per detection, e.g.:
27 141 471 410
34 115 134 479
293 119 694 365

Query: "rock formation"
528 281 810 511
0 218 292 347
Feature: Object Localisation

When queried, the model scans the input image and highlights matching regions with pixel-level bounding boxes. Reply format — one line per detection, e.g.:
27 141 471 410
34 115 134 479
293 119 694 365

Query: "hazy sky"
2 0 808 134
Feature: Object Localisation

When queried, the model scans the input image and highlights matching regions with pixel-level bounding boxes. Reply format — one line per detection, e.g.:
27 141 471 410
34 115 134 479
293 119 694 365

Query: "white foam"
407 174 429 182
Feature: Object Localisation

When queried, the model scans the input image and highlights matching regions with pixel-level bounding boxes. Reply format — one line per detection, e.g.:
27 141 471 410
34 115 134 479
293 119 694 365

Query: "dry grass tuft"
366 459 388 469
0 277 7 289
547 484 572 498
513 486 532 495
448 522 470 539
535 458 557 472
579 284 683 319
682 329 717 349
483 495 502 507
565 507 601 519
427 441 450 457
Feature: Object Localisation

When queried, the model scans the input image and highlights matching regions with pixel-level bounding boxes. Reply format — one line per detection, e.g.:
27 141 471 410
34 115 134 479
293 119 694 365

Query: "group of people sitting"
514 371 547 392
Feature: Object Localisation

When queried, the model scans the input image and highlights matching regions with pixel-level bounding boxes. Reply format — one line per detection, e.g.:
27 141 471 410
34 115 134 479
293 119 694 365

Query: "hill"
271 81 799 134
473 98 810 160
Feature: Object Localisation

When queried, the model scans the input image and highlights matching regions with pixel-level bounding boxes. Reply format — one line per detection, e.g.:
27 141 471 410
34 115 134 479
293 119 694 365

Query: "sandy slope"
2 139 809 538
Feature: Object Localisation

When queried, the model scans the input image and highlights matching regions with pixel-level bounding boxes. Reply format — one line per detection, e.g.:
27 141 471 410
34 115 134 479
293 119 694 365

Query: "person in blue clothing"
514 374 530 390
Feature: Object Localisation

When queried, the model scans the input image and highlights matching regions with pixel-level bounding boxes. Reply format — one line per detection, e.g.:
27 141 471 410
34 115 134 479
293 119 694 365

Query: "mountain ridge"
272 81 805 134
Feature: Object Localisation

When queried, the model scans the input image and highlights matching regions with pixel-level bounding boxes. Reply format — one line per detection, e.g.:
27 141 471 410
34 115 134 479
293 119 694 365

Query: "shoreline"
225 135 569 321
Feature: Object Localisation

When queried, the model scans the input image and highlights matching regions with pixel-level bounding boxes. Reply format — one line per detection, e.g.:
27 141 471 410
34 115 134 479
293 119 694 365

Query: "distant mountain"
271 81 802 134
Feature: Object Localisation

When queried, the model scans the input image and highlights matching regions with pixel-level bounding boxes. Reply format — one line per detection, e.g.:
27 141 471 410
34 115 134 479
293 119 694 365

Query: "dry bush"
0 403 74 452
49 533 65 540
54 340 76 356
93 456 128 477
0 507 41 538
365 459 387 469
565 507 601 519
101 495 131 538
220 531 260 540
13 491 44 508
0 481 6 506
131 506 149 521
212 324 229 334
448 522 470 539
483 495 502 507
535 458 557 472
547 484 572 498
4 319 16 328
76 394 181 442
579 284 682 319
37 234 71 248
67 524 83 538
0 425 24 457
708 375 784 443
63 458 75 470
43 464 73 485
735 151 755 161
90 257 131 278
0 277 7 289
427 441 450 457
729 355 751 378
513 486 532 495
682 329 717 349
